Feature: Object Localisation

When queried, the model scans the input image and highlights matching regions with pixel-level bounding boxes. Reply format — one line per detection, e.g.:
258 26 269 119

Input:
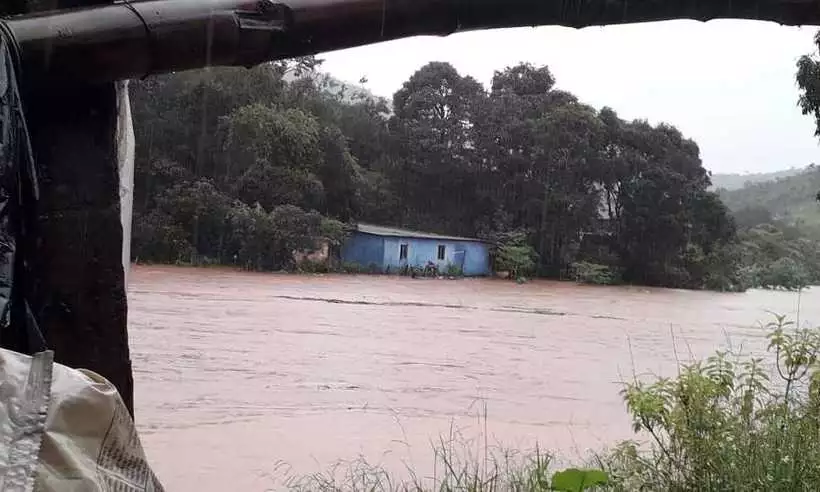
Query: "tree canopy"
131 59 755 289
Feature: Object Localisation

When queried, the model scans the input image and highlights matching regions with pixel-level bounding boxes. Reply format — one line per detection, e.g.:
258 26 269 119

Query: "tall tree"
478 63 601 275
797 32 820 206
798 32 820 138
390 62 487 234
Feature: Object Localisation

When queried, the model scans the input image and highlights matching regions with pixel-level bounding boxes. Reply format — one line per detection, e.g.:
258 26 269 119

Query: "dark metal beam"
6 0 820 86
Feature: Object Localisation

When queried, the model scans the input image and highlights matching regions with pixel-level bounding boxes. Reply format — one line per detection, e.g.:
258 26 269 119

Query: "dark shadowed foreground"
128 265 818 490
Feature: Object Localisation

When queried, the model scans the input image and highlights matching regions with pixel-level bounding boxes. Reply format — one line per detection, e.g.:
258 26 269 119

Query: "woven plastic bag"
0 348 163 491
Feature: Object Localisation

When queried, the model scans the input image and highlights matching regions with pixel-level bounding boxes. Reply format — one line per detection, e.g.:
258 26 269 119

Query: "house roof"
355 223 486 243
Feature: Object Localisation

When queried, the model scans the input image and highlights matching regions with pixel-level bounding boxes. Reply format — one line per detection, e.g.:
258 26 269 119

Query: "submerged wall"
341 233 385 270
342 232 490 276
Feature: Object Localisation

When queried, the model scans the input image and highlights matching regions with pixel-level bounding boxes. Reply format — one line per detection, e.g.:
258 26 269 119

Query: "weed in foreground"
286 441 606 492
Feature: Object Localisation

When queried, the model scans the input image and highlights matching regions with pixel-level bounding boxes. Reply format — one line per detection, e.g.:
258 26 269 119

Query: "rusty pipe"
5 0 820 85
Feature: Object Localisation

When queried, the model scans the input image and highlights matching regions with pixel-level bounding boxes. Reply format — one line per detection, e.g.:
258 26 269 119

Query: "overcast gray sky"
320 20 820 175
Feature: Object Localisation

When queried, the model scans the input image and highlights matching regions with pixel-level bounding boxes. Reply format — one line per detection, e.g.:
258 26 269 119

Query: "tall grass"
285 442 607 492
287 314 820 491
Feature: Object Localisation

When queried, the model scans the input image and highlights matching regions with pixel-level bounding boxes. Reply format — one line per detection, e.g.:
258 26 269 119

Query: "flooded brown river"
128 265 820 491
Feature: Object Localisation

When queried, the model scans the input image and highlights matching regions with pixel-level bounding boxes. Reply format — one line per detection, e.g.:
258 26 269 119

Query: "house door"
453 248 466 274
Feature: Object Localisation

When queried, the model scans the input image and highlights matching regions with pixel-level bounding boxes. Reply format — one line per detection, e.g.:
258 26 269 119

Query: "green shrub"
603 314 820 491
297 259 331 274
340 262 368 274
571 261 620 285
758 257 811 291
495 233 539 280
445 263 464 277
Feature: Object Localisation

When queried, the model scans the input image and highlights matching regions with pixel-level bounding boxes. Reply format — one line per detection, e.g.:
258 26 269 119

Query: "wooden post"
11 0 134 414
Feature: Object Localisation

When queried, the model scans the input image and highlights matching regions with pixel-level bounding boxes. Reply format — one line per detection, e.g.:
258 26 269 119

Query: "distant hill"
284 70 386 106
711 168 806 191
311 73 384 104
717 165 820 233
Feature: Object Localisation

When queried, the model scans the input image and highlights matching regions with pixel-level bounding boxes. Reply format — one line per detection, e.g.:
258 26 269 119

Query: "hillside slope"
718 165 820 231
711 168 805 191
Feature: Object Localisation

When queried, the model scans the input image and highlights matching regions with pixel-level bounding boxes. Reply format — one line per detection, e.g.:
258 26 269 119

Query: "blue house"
341 224 491 276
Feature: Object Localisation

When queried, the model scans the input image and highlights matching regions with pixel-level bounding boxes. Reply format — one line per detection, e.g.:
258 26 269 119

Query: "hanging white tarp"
116 80 135 286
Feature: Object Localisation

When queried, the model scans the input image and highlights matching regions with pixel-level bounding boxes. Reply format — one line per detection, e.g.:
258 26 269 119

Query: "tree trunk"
16 0 134 414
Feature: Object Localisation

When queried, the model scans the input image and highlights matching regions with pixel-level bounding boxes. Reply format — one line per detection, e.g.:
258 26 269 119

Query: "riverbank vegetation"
130 57 818 291
284 315 820 491
287 447 606 492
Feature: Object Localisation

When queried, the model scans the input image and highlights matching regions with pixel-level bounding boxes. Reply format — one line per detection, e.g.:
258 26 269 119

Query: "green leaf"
551 468 609 491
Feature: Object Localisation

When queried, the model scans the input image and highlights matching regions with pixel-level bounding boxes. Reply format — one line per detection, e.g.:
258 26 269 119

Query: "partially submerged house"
341 224 491 276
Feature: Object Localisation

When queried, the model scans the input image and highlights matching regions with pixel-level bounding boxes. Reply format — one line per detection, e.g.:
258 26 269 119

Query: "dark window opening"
437 245 446 260
400 244 408 260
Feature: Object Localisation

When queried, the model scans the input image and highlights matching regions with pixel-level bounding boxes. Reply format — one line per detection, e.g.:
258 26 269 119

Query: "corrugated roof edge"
355 223 489 243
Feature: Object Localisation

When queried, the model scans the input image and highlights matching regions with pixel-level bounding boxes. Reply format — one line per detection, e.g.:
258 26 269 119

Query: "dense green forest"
130 58 813 290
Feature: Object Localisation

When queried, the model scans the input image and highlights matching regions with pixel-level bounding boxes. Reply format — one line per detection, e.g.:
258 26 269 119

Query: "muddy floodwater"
128 265 819 490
